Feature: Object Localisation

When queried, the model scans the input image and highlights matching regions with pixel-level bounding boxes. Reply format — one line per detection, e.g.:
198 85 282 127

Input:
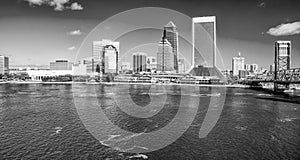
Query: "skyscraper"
133 52 147 73
0 55 9 75
245 64 251 71
250 64 258 73
164 21 178 73
192 16 216 68
92 39 119 74
232 52 245 76
157 30 174 72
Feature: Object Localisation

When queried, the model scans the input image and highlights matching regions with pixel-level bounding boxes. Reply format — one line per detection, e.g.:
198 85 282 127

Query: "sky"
0 0 300 70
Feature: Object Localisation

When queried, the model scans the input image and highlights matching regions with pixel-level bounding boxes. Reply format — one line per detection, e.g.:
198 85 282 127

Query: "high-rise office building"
192 16 216 68
92 39 119 74
245 64 251 71
0 55 9 75
164 21 178 72
232 52 245 76
133 52 147 73
157 32 174 72
250 64 258 73
50 59 73 70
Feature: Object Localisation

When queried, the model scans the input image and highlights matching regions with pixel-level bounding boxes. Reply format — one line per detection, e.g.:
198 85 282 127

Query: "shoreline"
1 81 299 95
0 81 250 88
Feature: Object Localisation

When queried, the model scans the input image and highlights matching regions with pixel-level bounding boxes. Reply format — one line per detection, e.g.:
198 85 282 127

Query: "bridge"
241 68 300 90
241 41 300 92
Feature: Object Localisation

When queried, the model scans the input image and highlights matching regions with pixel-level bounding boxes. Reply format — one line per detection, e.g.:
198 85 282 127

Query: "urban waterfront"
0 84 299 159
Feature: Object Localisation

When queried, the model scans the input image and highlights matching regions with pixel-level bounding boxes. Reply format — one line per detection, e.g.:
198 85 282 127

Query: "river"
0 84 299 159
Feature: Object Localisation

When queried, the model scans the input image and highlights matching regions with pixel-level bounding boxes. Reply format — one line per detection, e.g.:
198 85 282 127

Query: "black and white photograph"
0 0 300 159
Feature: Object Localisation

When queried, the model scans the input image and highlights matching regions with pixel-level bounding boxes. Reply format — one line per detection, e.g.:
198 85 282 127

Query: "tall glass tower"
192 16 216 68
164 21 178 73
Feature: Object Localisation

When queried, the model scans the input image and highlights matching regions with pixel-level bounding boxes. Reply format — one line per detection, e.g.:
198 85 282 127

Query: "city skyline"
0 0 300 69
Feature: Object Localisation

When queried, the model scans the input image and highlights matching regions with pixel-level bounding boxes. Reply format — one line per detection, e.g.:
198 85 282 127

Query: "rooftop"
165 21 176 28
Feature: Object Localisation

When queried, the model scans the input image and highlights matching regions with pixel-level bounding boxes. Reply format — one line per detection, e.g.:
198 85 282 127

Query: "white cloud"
67 29 82 36
49 0 69 11
67 46 76 50
24 0 83 11
25 0 44 5
258 2 266 8
267 21 300 36
68 2 83 10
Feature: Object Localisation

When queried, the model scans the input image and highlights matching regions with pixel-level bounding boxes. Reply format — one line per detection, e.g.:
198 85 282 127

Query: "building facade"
232 52 245 76
120 62 132 73
73 59 90 76
50 59 73 70
157 38 174 72
238 70 249 79
250 64 258 73
146 56 157 72
178 58 186 74
245 64 251 71
133 52 147 73
192 16 216 68
164 21 178 73
270 64 275 73
0 55 9 75
92 39 119 74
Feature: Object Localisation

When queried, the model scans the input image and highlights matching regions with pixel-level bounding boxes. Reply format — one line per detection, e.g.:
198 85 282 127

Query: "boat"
86 79 99 85
283 88 295 93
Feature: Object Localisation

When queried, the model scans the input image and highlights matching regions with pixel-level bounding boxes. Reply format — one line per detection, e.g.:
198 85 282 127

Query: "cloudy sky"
0 0 299 69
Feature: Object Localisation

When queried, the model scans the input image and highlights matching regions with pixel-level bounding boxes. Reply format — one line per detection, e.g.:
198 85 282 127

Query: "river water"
0 84 299 159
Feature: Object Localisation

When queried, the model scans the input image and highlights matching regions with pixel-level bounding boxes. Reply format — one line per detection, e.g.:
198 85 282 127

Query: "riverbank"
0 81 85 84
0 80 250 88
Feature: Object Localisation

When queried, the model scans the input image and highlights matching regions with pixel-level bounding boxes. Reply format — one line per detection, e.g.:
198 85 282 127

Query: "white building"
9 70 73 81
73 59 90 76
232 52 245 76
